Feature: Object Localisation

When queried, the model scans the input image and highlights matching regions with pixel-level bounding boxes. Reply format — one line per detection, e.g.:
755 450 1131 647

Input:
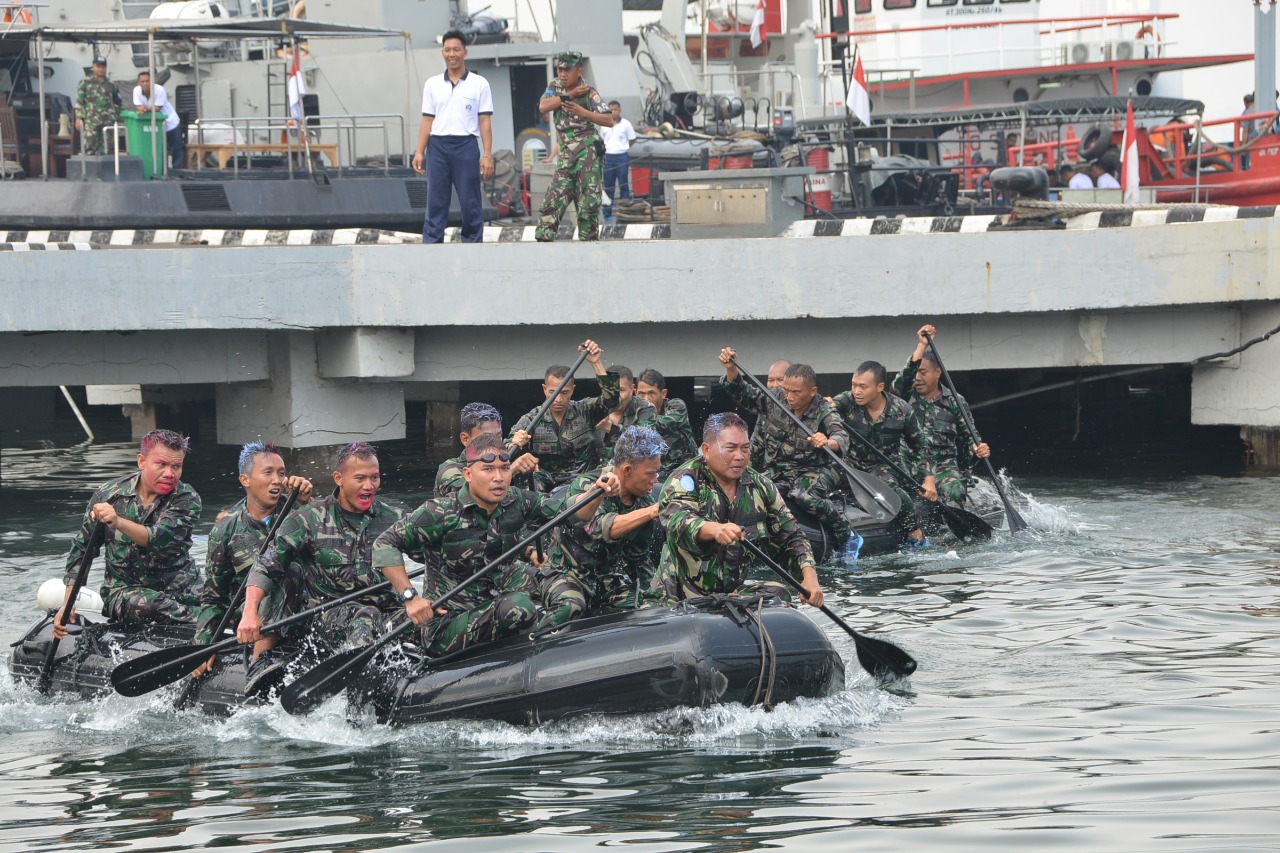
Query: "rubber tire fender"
1077 125 1112 161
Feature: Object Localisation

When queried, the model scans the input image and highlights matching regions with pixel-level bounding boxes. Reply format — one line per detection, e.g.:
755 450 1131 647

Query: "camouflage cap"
554 51 585 69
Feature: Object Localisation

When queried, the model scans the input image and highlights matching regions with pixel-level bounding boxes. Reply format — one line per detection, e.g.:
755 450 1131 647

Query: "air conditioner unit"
1110 40 1146 62
1065 42 1102 65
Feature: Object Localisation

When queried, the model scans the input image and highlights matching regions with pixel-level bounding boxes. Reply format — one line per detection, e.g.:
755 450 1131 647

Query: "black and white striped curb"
0 242 95 251
1 205 1271 248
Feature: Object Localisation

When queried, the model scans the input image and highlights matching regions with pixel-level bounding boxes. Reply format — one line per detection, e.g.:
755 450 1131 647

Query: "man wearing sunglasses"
373 433 617 656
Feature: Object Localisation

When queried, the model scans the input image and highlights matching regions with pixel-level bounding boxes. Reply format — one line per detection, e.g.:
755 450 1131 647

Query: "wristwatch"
401 587 418 603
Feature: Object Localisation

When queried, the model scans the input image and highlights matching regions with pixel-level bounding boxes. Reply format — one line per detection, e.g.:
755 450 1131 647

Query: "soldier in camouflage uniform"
509 339 620 490
636 368 698 477
54 429 201 638
535 51 616 242
75 56 121 156
540 426 666 625
189 442 313 675
595 365 657 463
832 360 932 546
745 359 791 466
719 350 852 545
239 442 406 652
891 324 992 507
435 402 537 498
375 434 615 656
648 413 824 607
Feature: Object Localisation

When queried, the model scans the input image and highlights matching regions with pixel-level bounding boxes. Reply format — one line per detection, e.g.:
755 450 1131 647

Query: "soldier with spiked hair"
435 402 538 498
189 442 313 675
539 425 667 626
53 429 202 637
534 51 615 242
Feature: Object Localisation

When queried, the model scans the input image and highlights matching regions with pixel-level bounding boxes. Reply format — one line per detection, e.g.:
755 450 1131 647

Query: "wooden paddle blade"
940 504 993 541
279 644 373 716
110 643 213 696
853 632 918 679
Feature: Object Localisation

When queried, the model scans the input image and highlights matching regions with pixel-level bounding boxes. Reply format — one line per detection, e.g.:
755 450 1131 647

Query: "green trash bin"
120 109 167 179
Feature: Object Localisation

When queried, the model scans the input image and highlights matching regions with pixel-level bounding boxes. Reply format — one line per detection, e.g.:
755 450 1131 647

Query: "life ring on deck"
1181 156 1233 176
1135 24 1163 58
1077 125 1112 161
2 4 33 24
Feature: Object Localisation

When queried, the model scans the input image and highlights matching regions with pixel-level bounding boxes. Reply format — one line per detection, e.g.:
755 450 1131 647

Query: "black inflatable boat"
9 596 844 724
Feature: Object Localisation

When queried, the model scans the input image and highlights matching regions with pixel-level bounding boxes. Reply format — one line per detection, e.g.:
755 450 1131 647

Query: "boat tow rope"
707 594 779 711
1012 198 1230 219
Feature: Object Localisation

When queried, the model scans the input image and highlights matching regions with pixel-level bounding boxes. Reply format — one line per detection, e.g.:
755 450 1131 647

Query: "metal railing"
189 113 406 177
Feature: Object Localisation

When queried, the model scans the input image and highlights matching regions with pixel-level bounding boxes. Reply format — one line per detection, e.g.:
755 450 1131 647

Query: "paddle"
38 522 106 693
921 332 1029 534
279 485 606 715
727 355 901 522
173 488 301 708
740 538 917 679
836 416 992 542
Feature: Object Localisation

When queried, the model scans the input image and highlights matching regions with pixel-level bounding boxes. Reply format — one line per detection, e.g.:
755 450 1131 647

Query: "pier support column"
1190 303 1280 470
420 382 462 456
215 330 406 451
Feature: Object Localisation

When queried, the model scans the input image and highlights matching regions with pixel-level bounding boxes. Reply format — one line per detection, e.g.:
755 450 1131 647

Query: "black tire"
1182 156 1233 176
1077 125 1112 161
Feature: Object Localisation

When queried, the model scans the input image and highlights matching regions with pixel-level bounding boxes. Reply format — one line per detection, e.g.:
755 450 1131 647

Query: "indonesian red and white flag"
287 46 307 124
749 0 767 49
1121 97 1140 203
847 51 871 126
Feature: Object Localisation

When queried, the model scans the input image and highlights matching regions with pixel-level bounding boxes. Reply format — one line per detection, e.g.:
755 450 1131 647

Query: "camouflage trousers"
310 602 392 651
104 583 200 628
779 468 850 542
868 465 921 540
82 122 119 156
538 566 648 627
934 465 972 507
647 577 793 607
415 565 540 656
535 141 603 242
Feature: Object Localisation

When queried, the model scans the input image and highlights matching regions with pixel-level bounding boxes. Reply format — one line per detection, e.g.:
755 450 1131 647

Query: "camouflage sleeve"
581 371 621 422
372 500 453 568
511 405 538 436
763 480 815 570
820 405 849 455
904 406 933 480
433 458 464 498
147 487 201 552
720 374 764 415
633 400 657 426
247 508 311 592
831 391 854 423
194 516 235 644
654 399 686 434
62 486 108 584
954 397 980 470
892 357 920 399
589 87 610 114
75 79 87 114
658 476 709 552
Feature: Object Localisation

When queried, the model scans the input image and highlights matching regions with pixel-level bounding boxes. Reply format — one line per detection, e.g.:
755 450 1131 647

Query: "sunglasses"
465 452 512 466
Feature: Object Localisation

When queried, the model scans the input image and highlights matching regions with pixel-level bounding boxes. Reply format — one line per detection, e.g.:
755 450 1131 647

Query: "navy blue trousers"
424 134 483 243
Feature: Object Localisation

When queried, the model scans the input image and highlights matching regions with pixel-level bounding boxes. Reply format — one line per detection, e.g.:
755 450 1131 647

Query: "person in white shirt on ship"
1090 158 1120 189
1066 162 1094 190
599 100 637 224
133 71 183 171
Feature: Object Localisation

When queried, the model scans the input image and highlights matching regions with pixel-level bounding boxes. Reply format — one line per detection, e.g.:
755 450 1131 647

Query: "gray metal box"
664 166 813 238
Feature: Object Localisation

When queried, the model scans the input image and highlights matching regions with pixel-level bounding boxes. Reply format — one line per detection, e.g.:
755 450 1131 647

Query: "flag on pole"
1121 97 1140 203
847 50 871 126
749 0 767 49
287 45 307 125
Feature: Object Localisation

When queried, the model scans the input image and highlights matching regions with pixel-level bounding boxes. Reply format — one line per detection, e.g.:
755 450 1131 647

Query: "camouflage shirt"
193 494 300 645
547 78 610 154
652 397 699 474
247 492 404 612
63 473 202 599
433 451 467 498
75 76 120 128
373 485 562 611
832 390 933 482
650 456 813 602
721 377 849 479
511 372 621 483
892 357 979 472
547 467 656 589
596 396 657 463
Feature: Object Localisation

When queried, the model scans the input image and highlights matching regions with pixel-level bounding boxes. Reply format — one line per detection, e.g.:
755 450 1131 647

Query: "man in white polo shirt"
599 100 636 224
412 29 494 243
133 71 184 172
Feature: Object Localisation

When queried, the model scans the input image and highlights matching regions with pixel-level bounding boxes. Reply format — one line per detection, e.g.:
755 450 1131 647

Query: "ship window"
884 0 916 9
855 0 871 12
927 0 957 6
963 0 994 5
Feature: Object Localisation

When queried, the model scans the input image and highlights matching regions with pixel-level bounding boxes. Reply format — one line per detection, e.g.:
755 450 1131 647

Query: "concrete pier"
1 209 1277 449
